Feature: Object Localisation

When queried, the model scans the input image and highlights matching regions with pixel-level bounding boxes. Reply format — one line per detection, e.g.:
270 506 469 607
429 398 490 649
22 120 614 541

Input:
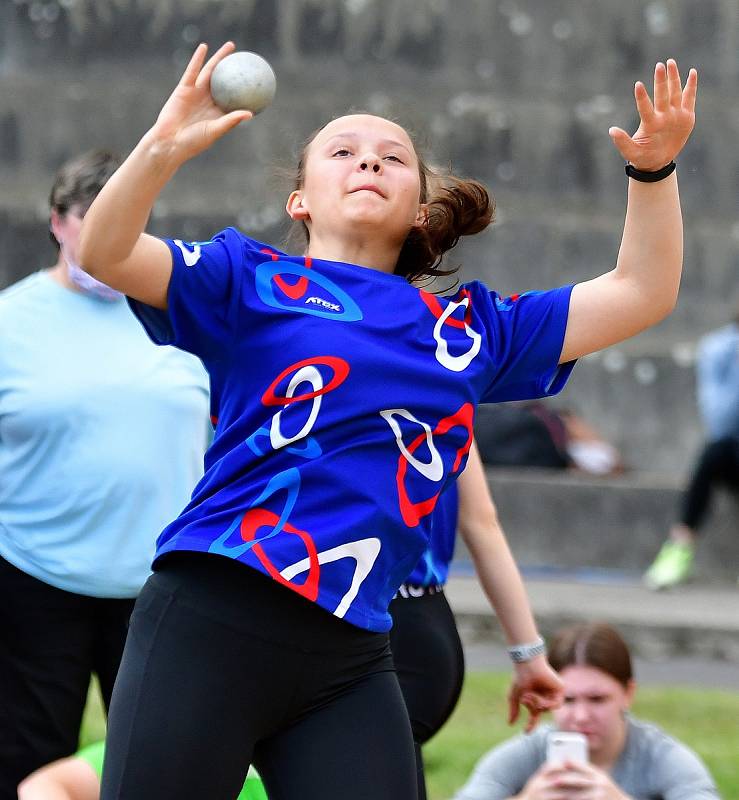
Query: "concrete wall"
1 1 737 498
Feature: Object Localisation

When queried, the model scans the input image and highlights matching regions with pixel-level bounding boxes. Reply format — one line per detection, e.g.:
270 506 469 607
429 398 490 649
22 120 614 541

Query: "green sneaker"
644 541 694 590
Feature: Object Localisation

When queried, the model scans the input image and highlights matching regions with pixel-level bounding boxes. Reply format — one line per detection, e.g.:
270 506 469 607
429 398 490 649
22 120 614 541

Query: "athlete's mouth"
350 184 385 198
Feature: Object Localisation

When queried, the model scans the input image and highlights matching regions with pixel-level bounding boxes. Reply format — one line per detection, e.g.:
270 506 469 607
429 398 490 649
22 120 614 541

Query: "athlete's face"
286 114 427 246
552 665 635 760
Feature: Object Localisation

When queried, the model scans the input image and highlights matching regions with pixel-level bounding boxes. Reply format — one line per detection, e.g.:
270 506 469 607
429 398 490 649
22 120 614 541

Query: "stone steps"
446 574 739 662
451 467 738 580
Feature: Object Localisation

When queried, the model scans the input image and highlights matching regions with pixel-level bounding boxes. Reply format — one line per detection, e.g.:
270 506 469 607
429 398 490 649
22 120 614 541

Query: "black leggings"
680 436 739 531
100 552 416 800
0 556 134 800
389 587 465 800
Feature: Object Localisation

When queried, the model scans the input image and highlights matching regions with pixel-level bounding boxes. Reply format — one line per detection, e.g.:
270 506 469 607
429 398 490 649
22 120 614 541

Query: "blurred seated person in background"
645 300 739 589
453 622 719 800
474 403 624 476
17 741 267 800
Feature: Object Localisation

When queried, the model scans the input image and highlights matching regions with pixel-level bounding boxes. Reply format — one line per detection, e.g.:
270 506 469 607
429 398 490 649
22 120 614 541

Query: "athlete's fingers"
652 61 668 112
666 58 683 107
682 67 698 112
196 41 236 91
180 44 208 88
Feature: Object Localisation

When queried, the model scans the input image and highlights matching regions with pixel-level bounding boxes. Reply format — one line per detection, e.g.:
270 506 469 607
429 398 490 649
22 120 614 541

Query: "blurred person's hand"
516 760 629 800
552 760 630 800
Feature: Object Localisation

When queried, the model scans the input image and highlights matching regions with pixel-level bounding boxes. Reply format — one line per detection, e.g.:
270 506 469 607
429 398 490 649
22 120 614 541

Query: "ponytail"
395 172 494 284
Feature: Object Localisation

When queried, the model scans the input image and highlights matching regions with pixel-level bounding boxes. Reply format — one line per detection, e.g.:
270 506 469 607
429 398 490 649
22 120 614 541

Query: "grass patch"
82 672 739 798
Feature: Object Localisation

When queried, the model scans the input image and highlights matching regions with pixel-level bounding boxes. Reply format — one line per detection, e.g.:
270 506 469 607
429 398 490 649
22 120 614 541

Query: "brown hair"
547 622 633 688
287 118 495 285
49 149 121 247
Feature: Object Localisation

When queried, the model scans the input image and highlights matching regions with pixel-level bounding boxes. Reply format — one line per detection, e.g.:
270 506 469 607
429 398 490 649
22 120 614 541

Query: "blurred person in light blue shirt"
644 299 739 590
0 150 210 799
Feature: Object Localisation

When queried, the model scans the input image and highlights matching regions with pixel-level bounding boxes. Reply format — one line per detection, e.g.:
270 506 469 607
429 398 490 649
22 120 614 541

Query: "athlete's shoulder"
213 228 288 259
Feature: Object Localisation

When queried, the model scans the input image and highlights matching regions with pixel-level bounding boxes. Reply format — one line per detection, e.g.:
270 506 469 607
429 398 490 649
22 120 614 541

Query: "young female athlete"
77 42 697 800
390 439 561 800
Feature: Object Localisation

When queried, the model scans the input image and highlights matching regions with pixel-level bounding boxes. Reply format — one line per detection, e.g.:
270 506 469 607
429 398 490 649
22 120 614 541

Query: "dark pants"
0 555 135 799
100 552 416 800
680 436 739 531
389 588 466 800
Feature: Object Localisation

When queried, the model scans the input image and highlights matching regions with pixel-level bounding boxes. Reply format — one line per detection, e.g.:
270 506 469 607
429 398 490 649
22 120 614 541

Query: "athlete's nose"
359 154 381 173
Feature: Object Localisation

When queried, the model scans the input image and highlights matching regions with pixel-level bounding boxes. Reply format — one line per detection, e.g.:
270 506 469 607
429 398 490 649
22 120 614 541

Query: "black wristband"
624 161 676 182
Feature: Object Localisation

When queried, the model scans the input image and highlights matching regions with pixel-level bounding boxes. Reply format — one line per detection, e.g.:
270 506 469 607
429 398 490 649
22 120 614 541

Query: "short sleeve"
465 281 576 403
128 227 252 360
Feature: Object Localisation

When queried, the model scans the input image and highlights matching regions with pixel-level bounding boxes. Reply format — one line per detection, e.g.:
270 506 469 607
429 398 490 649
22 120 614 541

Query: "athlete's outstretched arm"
78 42 252 309
559 60 698 363
456 441 563 732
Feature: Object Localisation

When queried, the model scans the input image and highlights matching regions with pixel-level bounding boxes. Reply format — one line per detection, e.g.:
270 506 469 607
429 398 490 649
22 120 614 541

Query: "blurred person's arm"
457 441 563 732
559 60 697 364
17 756 100 800
452 728 547 800
78 42 251 309
651 733 721 800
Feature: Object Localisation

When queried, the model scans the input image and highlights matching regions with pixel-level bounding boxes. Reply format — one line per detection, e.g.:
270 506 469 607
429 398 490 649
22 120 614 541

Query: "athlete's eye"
384 154 403 163
332 148 351 157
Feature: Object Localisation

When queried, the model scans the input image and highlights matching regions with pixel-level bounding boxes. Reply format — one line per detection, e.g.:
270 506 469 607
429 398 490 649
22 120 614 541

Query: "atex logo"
305 296 342 312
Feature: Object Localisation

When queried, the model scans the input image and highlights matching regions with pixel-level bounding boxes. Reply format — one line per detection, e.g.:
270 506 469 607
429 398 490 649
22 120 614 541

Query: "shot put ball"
210 51 276 114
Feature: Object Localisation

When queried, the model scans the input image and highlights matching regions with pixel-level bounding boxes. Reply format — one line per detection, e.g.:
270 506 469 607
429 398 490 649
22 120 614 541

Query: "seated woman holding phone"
453 622 719 800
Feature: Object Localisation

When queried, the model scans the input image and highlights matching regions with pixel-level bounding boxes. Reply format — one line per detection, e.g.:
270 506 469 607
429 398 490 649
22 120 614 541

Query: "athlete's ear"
286 190 310 221
413 203 429 228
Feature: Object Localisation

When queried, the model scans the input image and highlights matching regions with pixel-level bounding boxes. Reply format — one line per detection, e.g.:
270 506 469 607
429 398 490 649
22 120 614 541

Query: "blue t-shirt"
130 229 574 631
0 272 210 597
404 483 459 587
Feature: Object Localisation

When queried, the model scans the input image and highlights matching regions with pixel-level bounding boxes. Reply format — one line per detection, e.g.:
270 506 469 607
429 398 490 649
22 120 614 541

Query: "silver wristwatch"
507 635 547 663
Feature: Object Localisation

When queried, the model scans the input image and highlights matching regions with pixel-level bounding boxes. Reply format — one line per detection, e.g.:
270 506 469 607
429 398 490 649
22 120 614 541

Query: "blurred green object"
644 540 695 590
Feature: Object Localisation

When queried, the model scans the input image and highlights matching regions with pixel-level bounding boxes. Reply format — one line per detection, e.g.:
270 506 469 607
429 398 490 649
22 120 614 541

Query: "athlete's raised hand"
609 59 697 171
150 42 252 165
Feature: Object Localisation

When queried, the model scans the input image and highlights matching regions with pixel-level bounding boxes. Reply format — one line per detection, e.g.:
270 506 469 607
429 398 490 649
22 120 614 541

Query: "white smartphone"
546 731 588 764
